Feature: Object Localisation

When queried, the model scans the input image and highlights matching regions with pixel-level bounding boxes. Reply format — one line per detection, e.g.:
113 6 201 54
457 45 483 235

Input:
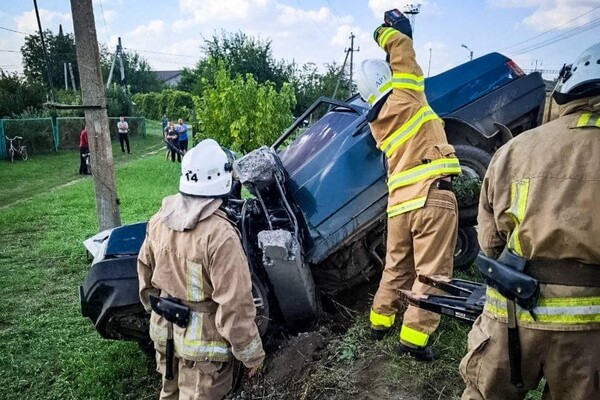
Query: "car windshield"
278 110 360 174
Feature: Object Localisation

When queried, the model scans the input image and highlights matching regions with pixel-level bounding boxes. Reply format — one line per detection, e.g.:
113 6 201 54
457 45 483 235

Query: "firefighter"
460 42 600 399
137 139 265 400
356 10 461 361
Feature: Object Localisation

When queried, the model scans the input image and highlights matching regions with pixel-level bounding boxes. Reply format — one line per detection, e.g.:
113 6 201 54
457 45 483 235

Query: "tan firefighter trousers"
372 186 458 347
460 314 600 400
156 350 234 400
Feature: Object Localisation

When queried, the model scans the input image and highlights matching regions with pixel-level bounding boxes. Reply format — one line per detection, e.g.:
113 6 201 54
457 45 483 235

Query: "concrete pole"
70 0 121 230
68 62 77 91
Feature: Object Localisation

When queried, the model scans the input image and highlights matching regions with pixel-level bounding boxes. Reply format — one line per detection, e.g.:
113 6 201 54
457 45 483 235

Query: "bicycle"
5 136 28 162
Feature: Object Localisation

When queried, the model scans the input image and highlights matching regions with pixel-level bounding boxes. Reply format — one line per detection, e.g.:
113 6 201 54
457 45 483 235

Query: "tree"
99 47 165 94
21 28 163 95
194 61 296 153
178 31 292 95
0 70 45 117
21 28 79 91
291 61 351 115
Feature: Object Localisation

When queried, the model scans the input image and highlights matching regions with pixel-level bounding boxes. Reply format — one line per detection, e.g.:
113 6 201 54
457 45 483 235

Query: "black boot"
370 327 391 341
396 343 439 361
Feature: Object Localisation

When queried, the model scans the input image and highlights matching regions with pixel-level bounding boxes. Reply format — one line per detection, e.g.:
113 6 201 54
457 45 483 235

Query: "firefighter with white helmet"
356 10 461 361
137 139 265 400
460 42 600 399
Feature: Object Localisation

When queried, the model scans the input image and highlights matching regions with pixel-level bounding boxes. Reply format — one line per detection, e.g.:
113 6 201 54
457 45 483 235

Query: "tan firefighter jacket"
368 27 461 218
478 95 600 331
137 193 265 367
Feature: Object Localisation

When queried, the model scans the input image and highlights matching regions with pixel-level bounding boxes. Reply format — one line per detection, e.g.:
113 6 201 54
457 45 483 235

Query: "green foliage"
105 84 135 117
452 175 483 207
0 119 164 205
291 62 352 116
20 28 163 95
194 62 296 153
99 48 165 94
132 90 196 122
0 70 46 118
333 316 370 363
21 29 79 91
178 31 292 96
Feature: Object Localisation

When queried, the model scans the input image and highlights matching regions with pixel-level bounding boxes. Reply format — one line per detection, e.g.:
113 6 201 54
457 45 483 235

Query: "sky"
1 0 600 81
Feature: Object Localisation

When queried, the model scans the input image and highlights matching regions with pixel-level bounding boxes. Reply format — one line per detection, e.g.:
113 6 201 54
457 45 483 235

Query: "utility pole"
33 0 55 102
427 48 432 77
332 48 351 99
532 59 542 72
345 32 359 92
106 37 126 88
64 63 68 90
68 62 77 90
70 0 121 230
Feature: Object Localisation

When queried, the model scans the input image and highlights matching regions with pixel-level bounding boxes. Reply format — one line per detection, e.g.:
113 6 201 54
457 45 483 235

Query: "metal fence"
0 116 146 160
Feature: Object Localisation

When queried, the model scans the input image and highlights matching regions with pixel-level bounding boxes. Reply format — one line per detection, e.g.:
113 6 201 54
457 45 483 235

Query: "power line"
98 0 111 44
123 47 200 59
296 0 329 38
325 0 343 24
498 5 600 52
0 49 21 53
511 17 600 55
0 26 31 35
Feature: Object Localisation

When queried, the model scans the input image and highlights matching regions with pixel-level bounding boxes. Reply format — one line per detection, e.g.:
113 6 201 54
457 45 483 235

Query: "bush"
2 118 54 154
0 71 45 118
194 62 295 153
132 90 195 122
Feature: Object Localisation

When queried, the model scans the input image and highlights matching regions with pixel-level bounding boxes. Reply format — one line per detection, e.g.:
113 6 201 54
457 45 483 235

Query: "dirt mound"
264 328 330 387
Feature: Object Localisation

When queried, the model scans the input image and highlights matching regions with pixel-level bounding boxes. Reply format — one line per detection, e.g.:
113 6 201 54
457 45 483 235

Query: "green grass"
0 148 180 399
0 120 166 207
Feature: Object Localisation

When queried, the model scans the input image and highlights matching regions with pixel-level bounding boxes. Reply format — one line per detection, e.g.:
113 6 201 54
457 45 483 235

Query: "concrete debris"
234 146 284 192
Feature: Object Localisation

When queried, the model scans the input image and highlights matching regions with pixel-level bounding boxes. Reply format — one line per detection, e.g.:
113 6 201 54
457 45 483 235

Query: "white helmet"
553 42 600 105
356 59 392 107
179 139 233 197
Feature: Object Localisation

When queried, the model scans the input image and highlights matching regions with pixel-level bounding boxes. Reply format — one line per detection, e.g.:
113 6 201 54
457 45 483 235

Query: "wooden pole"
70 0 121 230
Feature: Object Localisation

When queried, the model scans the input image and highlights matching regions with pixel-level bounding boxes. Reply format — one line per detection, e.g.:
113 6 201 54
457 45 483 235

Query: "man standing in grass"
117 116 131 154
176 118 188 155
137 139 264 400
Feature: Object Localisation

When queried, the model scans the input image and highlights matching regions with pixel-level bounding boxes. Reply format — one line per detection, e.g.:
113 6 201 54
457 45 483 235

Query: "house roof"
153 70 182 82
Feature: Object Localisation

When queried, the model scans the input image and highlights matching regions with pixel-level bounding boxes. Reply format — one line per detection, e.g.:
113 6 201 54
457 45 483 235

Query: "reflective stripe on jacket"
137 194 265 366
368 27 460 218
478 97 600 331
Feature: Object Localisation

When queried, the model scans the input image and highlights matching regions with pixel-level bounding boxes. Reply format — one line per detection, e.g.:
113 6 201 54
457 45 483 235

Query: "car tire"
453 145 492 227
454 226 479 270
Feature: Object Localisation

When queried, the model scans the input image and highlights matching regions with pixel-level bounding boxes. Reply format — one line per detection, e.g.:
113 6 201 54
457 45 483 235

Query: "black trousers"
168 141 181 162
178 139 188 153
119 132 130 153
79 147 89 174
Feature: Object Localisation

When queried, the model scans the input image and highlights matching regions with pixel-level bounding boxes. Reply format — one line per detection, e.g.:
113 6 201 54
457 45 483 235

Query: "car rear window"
279 111 359 173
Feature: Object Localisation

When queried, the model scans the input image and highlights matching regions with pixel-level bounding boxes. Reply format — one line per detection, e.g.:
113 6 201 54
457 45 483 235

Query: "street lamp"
461 44 473 61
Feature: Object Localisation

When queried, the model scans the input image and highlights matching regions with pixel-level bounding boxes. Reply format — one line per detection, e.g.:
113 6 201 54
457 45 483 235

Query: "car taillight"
506 59 525 77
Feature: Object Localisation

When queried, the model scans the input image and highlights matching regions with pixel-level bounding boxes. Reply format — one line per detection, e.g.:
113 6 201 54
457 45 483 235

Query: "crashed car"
80 52 546 341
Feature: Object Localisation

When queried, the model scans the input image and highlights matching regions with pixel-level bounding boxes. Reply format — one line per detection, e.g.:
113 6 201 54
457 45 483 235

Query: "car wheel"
453 145 492 227
454 226 479 270
252 274 270 336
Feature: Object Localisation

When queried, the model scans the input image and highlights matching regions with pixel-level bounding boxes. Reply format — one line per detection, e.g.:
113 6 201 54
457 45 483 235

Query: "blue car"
80 53 546 340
